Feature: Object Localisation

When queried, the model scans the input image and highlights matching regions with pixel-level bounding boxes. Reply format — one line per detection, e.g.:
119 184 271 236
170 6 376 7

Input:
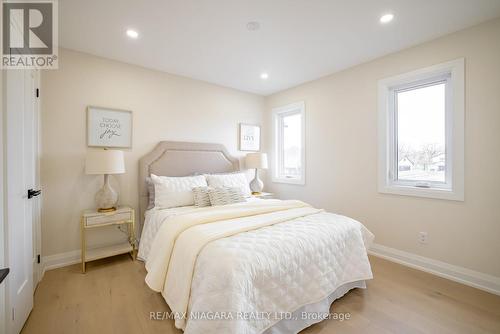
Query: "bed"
138 141 374 334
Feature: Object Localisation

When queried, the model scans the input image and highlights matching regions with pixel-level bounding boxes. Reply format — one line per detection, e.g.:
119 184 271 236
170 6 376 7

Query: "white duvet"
143 199 374 334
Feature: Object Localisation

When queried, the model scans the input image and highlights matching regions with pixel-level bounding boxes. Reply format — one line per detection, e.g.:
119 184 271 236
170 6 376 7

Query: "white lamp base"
250 169 264 194
95 174 118 212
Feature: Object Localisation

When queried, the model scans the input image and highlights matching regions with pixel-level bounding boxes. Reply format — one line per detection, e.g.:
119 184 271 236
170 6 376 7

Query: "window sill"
379 184 464 201
272 177 305 185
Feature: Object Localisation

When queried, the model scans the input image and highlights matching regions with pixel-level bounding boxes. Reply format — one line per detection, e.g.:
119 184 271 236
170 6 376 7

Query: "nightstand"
252 192 275 199
81 206 136 273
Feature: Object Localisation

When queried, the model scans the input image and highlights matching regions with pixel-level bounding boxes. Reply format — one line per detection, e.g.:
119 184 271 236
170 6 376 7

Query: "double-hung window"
272 102 305 185
378 59 464 200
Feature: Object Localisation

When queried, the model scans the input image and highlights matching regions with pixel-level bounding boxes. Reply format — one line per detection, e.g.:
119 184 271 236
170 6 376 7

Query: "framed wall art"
87 106 133 148
239 123 261 151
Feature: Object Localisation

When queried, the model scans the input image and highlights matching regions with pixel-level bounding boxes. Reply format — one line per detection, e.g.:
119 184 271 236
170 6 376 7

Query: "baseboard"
41 243 500 296
41 250 81 278
41 242 137 278
369 243 500 296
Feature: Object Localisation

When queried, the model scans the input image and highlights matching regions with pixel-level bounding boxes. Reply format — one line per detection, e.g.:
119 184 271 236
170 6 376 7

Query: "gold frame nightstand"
80 206 136 273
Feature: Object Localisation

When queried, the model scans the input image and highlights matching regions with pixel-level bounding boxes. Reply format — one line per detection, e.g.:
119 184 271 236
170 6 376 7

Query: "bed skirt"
263 280 366 334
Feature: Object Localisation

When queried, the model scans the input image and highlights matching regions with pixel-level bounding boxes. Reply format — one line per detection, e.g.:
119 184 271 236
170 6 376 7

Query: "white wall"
264 18 500 278
41 49 264 257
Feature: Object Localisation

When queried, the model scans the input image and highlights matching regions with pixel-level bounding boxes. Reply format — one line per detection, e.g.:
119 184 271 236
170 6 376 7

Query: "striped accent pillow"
193 186 211 207
208 187 246 206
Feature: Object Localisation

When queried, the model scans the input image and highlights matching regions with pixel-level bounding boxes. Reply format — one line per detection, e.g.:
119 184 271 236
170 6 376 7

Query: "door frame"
1 63 8 334
0 5 5 333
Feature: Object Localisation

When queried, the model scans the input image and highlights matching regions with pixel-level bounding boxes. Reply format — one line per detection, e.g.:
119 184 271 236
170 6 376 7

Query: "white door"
6 69 38 334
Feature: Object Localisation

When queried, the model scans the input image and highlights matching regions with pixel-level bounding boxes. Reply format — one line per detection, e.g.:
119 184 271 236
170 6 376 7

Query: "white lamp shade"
245 152 268 169
85 150 125 175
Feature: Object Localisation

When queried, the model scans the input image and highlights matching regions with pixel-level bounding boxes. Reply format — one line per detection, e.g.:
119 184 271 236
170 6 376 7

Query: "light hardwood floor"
22 255 500 334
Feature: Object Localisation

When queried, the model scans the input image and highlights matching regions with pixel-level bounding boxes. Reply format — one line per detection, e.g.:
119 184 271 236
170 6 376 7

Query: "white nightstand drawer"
252 192 275 200
85 211 132 227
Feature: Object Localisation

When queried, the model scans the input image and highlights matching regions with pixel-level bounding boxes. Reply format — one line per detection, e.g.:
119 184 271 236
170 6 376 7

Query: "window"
272 102 305 185
397 78 447 184
378 59 464 200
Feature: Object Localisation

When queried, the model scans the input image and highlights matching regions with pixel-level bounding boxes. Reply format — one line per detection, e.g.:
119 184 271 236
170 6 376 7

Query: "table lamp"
85 149 125 212
245 152 268 194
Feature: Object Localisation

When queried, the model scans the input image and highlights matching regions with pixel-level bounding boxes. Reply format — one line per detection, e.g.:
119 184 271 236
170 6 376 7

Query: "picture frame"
239 123 261 151
87 106 133 148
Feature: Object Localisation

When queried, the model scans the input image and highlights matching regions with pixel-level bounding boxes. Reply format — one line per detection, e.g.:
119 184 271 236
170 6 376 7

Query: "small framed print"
87 106 133 148
239 123 261 151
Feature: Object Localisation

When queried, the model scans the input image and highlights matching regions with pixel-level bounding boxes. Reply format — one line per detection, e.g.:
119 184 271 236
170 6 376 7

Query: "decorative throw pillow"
208 187 246 206
151 174 207 209
146 177 155 210
205 172 252 197
192 186 211 207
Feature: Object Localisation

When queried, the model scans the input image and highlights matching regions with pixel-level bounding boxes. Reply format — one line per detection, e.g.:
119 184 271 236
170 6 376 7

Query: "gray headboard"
138 141 240 231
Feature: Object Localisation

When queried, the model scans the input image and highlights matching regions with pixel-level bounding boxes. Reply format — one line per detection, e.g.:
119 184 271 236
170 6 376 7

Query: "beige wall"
42 19 500 278
41 49 264 256
264 18 500 277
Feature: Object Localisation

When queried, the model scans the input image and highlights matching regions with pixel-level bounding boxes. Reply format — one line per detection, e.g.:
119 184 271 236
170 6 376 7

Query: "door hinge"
36 88 39 98
37 254 41 264
12 308 15 321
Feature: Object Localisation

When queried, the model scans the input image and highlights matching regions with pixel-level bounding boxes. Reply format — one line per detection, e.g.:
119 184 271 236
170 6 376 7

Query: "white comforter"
143 199 373 334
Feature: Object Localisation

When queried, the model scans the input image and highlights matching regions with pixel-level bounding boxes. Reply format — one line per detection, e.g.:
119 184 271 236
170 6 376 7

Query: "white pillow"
151 174 207 209
205 172 251 197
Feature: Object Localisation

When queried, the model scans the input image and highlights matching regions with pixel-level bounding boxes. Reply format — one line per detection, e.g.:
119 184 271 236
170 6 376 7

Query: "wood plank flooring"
21 255 500 334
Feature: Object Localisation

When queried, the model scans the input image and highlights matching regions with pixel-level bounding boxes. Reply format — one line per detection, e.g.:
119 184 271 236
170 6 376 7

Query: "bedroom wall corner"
40 48 265 260
263 18 500 281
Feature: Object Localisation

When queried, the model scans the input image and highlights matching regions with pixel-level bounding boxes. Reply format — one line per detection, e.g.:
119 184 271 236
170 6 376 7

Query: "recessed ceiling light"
126 29 139 39
260 73 269 80
246 21 261 31
379 13 394 24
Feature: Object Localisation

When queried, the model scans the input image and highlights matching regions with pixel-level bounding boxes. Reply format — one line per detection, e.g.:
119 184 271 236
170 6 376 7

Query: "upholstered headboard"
138 141 240 231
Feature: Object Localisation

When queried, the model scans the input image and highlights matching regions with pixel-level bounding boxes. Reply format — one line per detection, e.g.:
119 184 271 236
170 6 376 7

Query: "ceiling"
60 0 500 95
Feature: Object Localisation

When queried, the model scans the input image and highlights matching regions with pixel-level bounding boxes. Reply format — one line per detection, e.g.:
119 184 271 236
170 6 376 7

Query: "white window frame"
378 59 464 201
272 101 306 185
